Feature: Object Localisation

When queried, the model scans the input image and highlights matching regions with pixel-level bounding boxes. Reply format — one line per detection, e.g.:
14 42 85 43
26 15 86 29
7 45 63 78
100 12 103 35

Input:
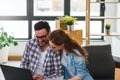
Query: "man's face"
35 28 49 47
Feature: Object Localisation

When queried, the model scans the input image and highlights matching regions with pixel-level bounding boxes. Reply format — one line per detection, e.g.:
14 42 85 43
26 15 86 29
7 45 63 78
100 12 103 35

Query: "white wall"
9 41 26 56
116 3 120 33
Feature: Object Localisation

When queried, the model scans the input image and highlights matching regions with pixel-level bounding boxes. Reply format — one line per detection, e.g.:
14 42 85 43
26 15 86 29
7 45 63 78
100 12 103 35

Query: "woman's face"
49 41 63 52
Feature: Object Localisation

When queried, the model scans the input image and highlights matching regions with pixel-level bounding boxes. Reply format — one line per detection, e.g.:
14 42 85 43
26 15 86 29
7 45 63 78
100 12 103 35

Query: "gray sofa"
83 44 120 80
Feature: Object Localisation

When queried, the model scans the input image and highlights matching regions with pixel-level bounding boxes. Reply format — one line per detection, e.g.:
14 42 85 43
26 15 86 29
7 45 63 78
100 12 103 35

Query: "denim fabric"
61 50 94 80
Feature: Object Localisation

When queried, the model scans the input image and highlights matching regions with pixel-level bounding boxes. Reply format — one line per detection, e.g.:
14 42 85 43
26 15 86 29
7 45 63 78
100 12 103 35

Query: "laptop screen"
0 67 5 80
0 64 33 80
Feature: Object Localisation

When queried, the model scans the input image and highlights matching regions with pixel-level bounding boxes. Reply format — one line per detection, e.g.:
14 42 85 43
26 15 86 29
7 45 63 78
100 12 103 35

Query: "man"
20 20 63 80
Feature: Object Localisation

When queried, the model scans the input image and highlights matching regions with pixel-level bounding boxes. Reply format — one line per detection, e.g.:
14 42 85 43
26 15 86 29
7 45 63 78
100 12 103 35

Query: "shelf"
85 0 120 45
91 2 120 4
90 33 120 36
90 17 120 19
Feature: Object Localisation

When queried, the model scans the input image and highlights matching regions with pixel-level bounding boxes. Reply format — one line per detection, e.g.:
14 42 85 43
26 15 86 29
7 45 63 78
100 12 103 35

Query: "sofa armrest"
115 61 120 68
115 68 120 80
113 56 120 68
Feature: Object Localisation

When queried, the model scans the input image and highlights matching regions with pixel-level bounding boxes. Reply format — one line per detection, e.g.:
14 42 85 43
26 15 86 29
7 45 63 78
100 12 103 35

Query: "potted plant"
60 15 77 31
105 23 111 35
0 27 18 63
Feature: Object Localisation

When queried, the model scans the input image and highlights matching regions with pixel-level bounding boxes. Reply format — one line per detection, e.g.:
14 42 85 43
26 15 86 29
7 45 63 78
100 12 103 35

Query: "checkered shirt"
43 50 63 79
20 39 63 78
20 39 41 74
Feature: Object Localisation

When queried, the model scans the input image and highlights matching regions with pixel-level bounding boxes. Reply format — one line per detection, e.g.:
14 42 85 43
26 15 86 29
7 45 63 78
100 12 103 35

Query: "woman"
48 29 94 80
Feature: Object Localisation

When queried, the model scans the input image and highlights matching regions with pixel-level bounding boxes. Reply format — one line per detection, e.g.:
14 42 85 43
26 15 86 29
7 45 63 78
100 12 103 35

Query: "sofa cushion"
83 45 115 79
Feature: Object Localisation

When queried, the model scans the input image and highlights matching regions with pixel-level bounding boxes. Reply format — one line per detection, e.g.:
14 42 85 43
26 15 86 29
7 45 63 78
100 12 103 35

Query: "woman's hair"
48 29 88 63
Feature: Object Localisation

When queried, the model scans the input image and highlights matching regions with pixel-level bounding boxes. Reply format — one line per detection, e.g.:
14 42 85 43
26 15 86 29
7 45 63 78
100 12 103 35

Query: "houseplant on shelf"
105 23 111 35
0 27 18 63
60 15 77 31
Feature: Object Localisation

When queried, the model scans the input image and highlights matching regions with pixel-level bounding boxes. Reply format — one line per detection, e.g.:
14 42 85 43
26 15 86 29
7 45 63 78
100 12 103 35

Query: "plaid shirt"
20 39 63 78
43 50 63 79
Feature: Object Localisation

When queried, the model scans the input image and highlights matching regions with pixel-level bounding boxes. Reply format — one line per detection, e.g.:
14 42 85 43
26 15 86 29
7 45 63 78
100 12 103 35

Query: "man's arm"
20 42 30 69
43 50 63 79
52 52 63 77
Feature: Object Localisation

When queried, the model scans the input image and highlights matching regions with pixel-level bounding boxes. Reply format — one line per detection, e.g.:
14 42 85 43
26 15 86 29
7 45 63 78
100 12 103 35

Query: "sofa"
83 44 120 80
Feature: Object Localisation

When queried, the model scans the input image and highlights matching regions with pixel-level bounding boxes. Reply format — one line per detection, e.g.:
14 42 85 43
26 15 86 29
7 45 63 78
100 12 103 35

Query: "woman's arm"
71 55 86 80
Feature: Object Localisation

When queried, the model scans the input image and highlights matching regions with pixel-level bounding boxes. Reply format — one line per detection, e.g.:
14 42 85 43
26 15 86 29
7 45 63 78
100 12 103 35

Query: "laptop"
0 64 33 80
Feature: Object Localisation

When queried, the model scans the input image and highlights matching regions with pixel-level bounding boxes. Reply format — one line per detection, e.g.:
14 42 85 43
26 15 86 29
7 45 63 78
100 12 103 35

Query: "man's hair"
34 20 50 33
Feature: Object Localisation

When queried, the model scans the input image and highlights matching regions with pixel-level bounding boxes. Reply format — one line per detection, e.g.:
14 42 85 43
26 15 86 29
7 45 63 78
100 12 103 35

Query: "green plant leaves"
0 32 18 49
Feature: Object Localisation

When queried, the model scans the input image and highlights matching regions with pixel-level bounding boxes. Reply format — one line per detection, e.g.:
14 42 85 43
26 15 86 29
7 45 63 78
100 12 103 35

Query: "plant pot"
67 25 74 31
0 47 10 64
106 29 110 35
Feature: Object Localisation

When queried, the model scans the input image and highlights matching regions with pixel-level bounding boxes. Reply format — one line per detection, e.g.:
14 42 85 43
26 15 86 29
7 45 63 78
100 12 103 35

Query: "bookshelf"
86 0 120 45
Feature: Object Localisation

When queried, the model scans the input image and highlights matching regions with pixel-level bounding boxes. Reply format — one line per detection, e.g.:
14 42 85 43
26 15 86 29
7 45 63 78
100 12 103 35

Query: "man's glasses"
35 34 48 39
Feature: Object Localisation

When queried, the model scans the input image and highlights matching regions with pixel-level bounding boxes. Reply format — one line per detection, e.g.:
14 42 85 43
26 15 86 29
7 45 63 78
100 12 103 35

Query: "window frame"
0 0 105 40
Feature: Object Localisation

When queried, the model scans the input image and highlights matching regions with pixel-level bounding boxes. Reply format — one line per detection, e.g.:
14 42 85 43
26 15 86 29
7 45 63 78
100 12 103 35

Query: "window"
34 0 64 16
0 0 104 40
0 21 28 39
71 0 86 16
0 0 26 16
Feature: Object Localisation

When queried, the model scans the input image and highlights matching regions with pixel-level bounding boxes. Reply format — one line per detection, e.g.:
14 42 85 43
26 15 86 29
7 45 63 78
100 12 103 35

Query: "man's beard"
39 40 49 48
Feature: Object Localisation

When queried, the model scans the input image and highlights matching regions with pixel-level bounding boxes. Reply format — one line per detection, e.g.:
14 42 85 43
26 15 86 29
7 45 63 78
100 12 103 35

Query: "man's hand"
33 74 44 80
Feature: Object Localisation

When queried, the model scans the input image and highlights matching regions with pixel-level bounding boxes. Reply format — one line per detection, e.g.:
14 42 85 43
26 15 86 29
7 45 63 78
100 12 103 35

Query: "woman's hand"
68 76 82 80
